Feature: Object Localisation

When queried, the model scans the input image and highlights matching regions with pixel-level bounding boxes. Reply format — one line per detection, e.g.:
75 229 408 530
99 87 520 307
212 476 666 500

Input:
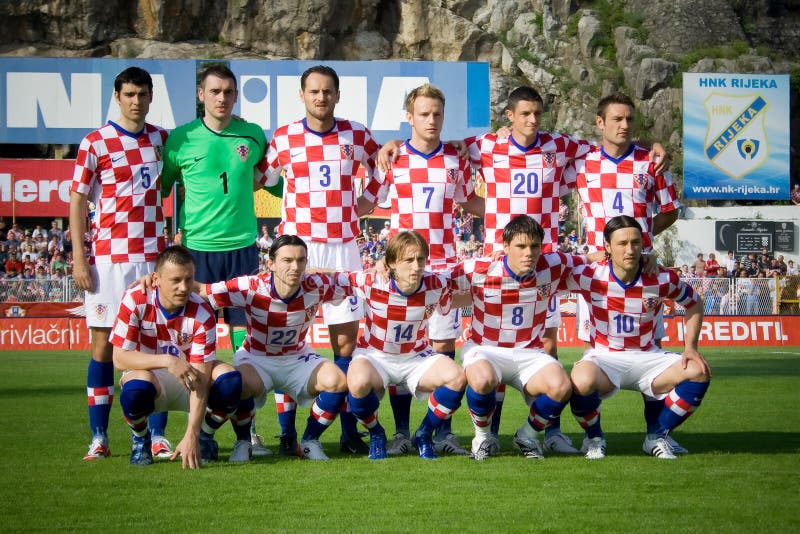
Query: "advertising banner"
682 73 790 200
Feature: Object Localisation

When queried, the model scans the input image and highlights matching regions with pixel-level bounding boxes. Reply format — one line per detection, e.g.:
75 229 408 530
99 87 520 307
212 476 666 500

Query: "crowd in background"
2 215 799 311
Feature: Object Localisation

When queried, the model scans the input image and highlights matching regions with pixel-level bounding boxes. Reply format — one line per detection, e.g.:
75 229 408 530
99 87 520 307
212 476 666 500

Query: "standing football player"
263 65 381 455
160 63 277 457
70 66 171 461
568 92 686 453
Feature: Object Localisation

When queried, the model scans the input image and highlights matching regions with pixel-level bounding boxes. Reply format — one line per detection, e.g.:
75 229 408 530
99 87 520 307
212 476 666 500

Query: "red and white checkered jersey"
109 287 217 364
344 270 453 354
265 118 381 243
465 132 592 255
567 259 699 351
205 271 348 356
71 121 168 264
569 145 682 253
362 141 474 269
449 252 585 348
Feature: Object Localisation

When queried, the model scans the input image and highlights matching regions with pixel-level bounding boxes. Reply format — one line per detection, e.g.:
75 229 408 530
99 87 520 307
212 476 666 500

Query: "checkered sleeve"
109 288 143 350
264 134 283 187
205 276 252 310
655 170 682 214
666 269 700 309
70 136 98 196
186 299 218 363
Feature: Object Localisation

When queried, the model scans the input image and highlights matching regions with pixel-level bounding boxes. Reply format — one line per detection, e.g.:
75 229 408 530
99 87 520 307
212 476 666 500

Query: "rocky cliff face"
1 0 798 178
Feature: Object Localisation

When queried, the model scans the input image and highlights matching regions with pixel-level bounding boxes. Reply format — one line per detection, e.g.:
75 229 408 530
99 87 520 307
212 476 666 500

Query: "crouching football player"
566 215 711 460
111 246 242 468
342 231 468 460
193 235 349 461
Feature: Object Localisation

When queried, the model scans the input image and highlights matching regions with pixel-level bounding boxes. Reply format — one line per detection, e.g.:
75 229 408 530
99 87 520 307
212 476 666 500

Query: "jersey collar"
108 120 145 138
509 133 540 152
302 117 337 137
405 140 443 160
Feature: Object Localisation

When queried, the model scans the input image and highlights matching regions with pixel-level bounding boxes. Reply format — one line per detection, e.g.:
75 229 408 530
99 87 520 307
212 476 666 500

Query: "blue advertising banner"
0 58 489 144
682 73 790 200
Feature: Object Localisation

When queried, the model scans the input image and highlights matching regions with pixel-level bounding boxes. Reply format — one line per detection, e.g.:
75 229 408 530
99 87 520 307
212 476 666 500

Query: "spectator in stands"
766 258 784 277
34 234 48 259
474 223 485 243
31 224 47 240
21 255 35 273
692 253 706 277
5 252 22 276
35 265 48 281
19 234 37 261
162 227 173 247
463 233 480 256
558 199 569 234
7 223 23 243
378 221 391 243
21 266 35 281
47 235 63 258
50 252 67 275
688 265 698 278
49 220 63 243
256 225 273 258
173 228 182 246
742 253 758 276
370 242 385 261
777 255 788 273
679 264 689 278
787 259 798 276
704 253 719 277
458 206 473 241
791 183 800 205
757 253 771 273
724 250 736 275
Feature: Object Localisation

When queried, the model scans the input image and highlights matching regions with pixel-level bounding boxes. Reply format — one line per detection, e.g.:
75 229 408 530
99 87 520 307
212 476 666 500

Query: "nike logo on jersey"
193 156 206 162
290 150 304 158
111 155 125 163
493 158 507 164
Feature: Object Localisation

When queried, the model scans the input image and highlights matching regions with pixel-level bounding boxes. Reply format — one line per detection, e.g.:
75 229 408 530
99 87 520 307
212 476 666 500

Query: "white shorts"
428 307 461 341
121 368 190 413
545 293 561 329
575 347 681 400
305 240 364 325
577 295 666 342
351 345 445 400
85 261 155 328
461 340 563 404
234 349 327 408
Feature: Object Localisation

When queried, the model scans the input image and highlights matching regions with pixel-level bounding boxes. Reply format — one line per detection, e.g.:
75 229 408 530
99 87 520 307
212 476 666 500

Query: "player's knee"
549 376 572 402
685 361 711 383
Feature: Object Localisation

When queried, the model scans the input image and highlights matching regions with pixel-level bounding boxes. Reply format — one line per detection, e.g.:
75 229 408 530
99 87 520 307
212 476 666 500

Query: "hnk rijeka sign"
682 73 789 200
0 58 489 145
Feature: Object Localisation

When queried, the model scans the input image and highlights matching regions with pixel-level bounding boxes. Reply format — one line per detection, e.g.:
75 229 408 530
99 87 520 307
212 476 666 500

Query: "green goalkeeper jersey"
162 118 267 252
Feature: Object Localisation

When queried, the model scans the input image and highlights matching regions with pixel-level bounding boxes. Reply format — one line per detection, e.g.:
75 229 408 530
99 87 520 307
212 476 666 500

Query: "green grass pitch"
0 347 798 532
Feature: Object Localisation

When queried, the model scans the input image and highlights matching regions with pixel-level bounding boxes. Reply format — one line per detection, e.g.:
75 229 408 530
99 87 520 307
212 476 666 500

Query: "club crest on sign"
703 93 769 178
236 144 249 162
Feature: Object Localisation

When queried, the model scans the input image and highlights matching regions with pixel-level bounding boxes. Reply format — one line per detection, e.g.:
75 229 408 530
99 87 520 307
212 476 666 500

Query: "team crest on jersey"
446 168 458 183
424 304 436 318
634 173 648 189
94 304 107 320
643 296 661 312
542 151 556 168
340 144 354 160
536 286 551 299
180 332 190 344
236 144 250 162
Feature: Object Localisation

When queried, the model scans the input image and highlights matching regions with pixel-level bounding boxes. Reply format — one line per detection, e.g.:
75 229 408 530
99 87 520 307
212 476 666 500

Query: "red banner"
2 315 798 351
0 159 174 218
